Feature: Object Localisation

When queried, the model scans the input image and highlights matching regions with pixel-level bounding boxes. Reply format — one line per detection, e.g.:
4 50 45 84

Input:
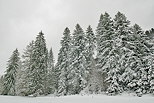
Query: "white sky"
0 0 154 75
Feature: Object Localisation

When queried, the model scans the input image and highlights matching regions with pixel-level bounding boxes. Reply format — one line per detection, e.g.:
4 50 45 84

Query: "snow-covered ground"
0 94 154 103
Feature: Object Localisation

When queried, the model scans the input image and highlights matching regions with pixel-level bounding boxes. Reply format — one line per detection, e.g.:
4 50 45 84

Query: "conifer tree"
17 41 35 96
85 25 96 73
123 24 151 96
46 47 55 94
120 24 143 93
2 49 20 96
84 25 99 93
68 24 88 94
29 31 48 96
57 27 71 95
138 25 152 95
96 12 120 94
108 12 131 94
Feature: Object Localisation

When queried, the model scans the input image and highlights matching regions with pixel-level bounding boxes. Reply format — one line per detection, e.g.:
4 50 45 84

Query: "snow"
0 94 154 103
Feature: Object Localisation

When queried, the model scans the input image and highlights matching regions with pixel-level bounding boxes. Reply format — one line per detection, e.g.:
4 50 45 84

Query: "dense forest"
0 12 154 97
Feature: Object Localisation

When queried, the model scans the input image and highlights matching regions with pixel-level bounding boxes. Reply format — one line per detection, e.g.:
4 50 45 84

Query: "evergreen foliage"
67 24 88 94
57 27 71 95
17 41 35 96
29 31 48 96
1 12 154 97
2 49 20 96
46 47 55 94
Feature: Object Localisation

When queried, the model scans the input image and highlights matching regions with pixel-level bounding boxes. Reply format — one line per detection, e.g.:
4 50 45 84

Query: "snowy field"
0 94 154 103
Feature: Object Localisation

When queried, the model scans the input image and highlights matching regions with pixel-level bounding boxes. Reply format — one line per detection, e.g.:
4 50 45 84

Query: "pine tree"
139 25 153 95
46 47 55 94
120 24 142 94
96 12 121 94
124 24 152 96
57 27 71 95
107 12 132 95
29 31 48 96
68 24 88 94
16 41 35 96
85 25 96 73
2 49 20 96
84 25 98 93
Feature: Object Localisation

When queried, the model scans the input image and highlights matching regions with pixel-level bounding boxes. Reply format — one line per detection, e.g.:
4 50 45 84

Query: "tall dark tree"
2 49 20 96
84 25 99 93
29 31 48 96
106 12 131 95
46 47 55 94
85 25 96 73
67 24 88 94
16 41 35 96
96 12 118 94
57 27 71 95
136 24 153 95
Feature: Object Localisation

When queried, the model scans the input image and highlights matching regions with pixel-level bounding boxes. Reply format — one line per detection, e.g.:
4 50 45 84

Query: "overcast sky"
0 0 154 75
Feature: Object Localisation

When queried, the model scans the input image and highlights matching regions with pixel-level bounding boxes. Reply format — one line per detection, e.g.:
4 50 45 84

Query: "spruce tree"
96 12 121 94
138 25 153 95
57 27 71 95
68 24 88 94
47 47 55 94
2 49 20 96
121 24 142 93
84 25 99 93
17 41 35 96
108 12 132 95
29 31 48 96
124 24 151 96
85 25 96 73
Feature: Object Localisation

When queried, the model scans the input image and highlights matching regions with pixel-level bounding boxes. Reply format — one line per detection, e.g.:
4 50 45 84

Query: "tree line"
0 12 154 97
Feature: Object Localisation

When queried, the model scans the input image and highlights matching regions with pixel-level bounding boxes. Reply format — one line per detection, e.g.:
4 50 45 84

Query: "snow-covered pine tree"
2 49 20 96
16 40 35 96
139 25 153 95
68 24 88 94
85 25 96 74
96 12 122 95
29 31 48 96
46 47 55 94
120 24 143 94
109 12 132 95
57 27 71 96
84 25 101 94
125 24 152 96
